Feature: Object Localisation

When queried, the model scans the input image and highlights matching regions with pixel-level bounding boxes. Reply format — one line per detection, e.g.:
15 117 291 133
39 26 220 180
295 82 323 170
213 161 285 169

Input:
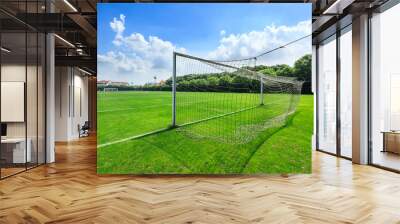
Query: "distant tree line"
98 54 312 94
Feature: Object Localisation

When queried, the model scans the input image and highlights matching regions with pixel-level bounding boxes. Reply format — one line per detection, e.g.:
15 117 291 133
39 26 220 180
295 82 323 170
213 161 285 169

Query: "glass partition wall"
0 31 27 177
316 25 353 159
316 1 400 171
0 3 46 179
317 35 337 155
339 26 352 159
370 3 400 171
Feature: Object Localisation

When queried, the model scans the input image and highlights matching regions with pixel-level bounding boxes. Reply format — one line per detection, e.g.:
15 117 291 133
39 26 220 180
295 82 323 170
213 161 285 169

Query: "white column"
46 32 55 163
45 0 56 163
352 14 369 164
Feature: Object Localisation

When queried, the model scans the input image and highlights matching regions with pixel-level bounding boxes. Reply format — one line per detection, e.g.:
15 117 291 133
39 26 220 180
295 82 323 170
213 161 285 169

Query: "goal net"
172 52 304 144
104 87 119 92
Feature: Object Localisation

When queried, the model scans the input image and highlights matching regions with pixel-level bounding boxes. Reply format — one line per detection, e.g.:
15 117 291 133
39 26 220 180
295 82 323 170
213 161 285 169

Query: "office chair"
79 121 90 138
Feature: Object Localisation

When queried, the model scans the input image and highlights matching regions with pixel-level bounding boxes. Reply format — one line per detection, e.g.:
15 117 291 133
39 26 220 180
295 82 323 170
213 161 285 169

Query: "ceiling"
0 0 97 74
1 0 394 74
311 0 391 43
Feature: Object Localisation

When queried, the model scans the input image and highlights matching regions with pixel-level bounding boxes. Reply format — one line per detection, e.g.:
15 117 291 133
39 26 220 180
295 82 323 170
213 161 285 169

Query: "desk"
382 131 400 154
1 138 31 163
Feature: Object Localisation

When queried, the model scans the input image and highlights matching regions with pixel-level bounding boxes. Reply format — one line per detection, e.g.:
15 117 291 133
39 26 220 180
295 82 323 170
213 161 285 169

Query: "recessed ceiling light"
63 0 78 12
78 67 92 76
1 47 11 53
54 34 75 48
323 0 354 15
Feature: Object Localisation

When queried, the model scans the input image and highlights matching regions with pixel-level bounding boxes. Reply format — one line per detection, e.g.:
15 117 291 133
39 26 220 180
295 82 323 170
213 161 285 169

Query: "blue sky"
98 3 311 84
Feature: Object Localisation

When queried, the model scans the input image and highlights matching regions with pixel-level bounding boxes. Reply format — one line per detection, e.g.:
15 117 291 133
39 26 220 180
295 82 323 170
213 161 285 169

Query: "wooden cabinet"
0 138 32 166
382 132 400 154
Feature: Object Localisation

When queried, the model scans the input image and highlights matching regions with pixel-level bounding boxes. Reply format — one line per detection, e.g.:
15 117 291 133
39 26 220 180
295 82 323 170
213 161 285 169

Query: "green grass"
97 91 313 174
97 91 172 145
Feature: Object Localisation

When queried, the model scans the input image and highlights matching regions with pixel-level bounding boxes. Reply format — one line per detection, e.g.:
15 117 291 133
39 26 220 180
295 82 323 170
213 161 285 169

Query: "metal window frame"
315 22 353 161
336 27 341 158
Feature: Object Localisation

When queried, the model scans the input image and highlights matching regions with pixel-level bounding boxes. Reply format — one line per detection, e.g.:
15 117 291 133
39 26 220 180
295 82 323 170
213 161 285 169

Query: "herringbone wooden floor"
1 135 400 224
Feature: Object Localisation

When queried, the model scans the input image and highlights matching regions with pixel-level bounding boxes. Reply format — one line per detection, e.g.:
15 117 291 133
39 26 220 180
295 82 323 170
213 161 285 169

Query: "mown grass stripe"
178 105 261 128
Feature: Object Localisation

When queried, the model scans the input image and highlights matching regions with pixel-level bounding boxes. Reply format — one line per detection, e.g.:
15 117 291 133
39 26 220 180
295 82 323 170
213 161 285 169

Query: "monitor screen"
1 123 7 137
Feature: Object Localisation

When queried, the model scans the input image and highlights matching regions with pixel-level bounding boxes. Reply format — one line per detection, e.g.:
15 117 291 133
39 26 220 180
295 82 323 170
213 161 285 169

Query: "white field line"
98 96 289 147
98 106 258 148
98 105 260 148
97 128 170 148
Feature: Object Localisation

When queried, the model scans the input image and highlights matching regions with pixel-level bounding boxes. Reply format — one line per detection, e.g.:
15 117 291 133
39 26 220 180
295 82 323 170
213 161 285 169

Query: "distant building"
97 80 130 87
97 80 111 86
110 81 129 86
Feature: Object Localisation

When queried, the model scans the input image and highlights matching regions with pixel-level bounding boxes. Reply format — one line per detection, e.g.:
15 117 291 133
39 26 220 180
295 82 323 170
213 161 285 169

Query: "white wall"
71 73 89 138
1 65 43 138
55 67 89 141
55 67 70 141
1 65 26 138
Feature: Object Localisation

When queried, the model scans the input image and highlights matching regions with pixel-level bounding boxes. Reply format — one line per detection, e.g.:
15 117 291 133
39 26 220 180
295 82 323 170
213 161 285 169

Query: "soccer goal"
104 87 119 93
171 52 304 144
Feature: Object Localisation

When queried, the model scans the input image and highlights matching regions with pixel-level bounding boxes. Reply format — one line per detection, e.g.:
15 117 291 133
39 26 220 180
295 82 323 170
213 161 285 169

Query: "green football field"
97 91 313 174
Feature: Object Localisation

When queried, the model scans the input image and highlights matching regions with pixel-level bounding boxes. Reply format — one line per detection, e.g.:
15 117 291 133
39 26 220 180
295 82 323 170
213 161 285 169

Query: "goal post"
104 87 118 92
171 51 304 144
172 52 177 127
260 76 264 106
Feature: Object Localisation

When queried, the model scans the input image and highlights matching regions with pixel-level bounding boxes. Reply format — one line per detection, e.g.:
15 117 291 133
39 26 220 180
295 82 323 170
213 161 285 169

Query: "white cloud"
208 20 311 66
98 14 186 84
98 51 149 73
99 15 311 84
110 14 125 46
